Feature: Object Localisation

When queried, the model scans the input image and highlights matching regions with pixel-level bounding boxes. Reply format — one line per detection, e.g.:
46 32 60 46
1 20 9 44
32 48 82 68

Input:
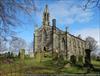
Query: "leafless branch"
0 0 37 40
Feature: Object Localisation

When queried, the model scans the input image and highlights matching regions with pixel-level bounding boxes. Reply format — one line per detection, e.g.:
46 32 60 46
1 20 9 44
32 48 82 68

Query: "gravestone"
52 51 58 61
35 51 44 63
19 49 25 60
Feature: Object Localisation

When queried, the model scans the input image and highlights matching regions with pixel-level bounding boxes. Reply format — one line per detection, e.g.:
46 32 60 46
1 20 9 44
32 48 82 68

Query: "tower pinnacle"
43 4 49 26
45 4 48 13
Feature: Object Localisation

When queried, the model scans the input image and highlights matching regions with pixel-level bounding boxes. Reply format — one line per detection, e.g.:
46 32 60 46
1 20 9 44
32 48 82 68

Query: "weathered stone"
33 5 90 64
35 51 44 63
64 63 71 68
19 49 25 60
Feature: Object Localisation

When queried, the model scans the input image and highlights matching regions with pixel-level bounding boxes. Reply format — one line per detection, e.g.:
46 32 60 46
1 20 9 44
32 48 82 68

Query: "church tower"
43 5 50 26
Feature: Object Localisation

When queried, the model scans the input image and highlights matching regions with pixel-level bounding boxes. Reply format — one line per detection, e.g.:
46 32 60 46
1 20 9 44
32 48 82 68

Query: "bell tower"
43 5 50 26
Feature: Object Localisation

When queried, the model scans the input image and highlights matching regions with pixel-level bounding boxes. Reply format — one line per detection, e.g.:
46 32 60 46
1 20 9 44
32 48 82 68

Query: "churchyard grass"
0 56 100 75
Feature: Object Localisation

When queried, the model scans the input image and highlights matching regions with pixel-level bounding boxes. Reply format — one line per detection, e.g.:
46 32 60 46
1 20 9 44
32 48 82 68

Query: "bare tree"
28 41 33 52
86 36 97 51
98 52 100 56
0 0 37 39
82 0 100 10
9 36 27 53
0 36 7 52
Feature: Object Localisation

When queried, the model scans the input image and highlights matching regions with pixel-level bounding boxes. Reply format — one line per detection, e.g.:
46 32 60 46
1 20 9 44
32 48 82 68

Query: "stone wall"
33 5 89 63
34 25 89 64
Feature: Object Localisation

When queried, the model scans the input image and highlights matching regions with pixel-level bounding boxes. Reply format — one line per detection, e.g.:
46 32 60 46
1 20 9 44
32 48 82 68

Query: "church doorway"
70 55 76 64
44 46 47 51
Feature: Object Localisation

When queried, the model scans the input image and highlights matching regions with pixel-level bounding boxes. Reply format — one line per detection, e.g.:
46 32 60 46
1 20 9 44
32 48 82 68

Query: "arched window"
62 38 65 45
61 37 66 52
43 29 47 41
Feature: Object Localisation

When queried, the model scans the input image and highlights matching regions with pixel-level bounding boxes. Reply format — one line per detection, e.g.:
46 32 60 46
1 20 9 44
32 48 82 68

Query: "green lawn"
91 60 100 68
0 56 100 76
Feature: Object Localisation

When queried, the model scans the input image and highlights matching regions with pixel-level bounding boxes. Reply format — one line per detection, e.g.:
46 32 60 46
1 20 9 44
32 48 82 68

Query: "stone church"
34 5 89 63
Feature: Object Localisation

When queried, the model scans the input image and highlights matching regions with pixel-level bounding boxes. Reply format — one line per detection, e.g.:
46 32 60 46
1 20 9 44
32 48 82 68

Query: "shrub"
3 52 14 59
96 56 100 61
